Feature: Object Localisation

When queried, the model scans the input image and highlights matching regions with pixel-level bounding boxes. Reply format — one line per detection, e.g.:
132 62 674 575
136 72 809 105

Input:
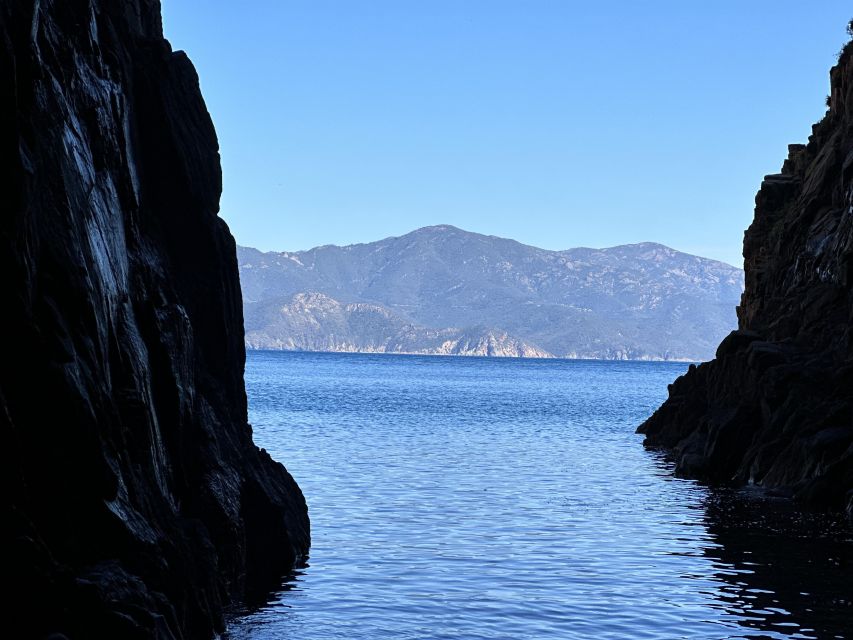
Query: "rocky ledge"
639 30 853 520
1 1 309 638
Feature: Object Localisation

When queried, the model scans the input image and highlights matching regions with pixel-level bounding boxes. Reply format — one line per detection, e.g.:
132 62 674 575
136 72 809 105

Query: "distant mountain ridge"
238 225 744 360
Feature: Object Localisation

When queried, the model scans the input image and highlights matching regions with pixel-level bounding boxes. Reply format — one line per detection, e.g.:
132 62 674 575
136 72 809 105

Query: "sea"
227 351 852 640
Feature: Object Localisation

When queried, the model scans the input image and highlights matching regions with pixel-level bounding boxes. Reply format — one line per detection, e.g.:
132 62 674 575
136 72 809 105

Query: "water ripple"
228 352 852 640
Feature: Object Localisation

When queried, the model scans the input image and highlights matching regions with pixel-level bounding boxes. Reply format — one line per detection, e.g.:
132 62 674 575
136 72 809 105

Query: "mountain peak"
238 229 744 361
417 224 464 233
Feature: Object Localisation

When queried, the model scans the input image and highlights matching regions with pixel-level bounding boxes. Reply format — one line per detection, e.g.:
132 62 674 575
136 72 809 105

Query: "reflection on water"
699 488 852 639
228 352 852 640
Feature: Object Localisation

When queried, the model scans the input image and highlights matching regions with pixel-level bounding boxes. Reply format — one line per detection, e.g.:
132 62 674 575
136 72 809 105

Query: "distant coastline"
245 346 698 363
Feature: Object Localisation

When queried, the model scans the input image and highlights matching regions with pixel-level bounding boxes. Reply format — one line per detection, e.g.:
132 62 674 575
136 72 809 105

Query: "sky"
160 1 851 267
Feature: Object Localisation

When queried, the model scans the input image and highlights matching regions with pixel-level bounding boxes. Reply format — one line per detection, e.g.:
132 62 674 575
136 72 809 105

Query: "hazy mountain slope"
238 226 743 360
245 292 552 357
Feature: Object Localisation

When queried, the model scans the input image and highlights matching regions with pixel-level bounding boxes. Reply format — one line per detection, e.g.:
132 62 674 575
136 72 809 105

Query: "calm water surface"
228 352 852 640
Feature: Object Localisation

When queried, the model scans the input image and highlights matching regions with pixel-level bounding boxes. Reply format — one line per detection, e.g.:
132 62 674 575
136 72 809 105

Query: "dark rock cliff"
639 33 853 519
1 1 309 638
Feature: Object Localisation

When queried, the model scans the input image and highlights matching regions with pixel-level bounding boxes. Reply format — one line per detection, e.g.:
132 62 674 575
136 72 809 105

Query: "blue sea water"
228 351 852 640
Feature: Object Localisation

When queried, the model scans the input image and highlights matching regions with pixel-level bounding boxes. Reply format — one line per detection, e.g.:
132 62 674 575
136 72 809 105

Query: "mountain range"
237 225 744 360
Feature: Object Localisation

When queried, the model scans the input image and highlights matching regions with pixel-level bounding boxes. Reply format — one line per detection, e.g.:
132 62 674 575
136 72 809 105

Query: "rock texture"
639 35 853 518
1 2 309 638
239 227 743 361
245 292 553 357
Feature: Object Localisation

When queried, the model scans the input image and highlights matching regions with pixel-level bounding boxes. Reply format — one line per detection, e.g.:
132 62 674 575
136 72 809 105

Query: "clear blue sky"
161 1 850 267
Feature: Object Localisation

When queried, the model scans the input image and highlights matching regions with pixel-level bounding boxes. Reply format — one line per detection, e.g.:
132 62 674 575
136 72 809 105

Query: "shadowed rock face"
639 36 853 518
1 1 309 638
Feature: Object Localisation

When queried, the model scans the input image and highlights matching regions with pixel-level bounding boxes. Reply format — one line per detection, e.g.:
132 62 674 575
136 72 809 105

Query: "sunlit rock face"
238 229 743 361
0 1 309 638
640 38 853 517
243 292 554 357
